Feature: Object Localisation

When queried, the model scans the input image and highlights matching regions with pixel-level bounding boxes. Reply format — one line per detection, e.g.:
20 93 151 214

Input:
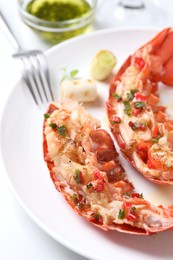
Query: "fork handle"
0 10 21 50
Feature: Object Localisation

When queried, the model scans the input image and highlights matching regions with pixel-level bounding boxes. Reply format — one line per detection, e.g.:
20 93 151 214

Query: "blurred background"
1 0 173 51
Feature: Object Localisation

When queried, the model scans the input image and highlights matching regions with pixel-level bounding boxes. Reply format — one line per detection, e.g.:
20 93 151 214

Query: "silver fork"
0 11 54 105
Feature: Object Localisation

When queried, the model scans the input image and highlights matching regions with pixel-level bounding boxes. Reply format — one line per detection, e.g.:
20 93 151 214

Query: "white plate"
1 28 173 260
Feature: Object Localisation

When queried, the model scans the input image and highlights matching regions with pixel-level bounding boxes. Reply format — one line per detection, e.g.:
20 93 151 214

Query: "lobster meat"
43 99 173 235
107 28 173 184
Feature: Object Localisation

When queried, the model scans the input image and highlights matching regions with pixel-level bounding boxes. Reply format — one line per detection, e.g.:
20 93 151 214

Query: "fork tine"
13 50 53 105
1 13 53 105
37 52 54 101
21 66 39 105
22 56 43 104
35 54 50 102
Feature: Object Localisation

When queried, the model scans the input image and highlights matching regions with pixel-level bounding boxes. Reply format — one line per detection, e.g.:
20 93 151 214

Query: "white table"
0 1 173 259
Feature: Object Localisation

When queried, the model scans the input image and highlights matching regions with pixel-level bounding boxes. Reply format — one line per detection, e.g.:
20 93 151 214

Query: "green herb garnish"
123 101 131 116
60 68 79 82
126 92 134 101
49 123 67 137
118 209 125 219
86 183 93 189
139 193 144 199
44 113 50 119
70 69 79 78
134 101 146 109
129 121 147 131
126 89 138 102
134 122 146 130
151 137 160 143
131 89 138 95
49 123 58 129
131 207 136 214
75 169 82 184
112 93 122 102
57 125 67 137
123 192 131 197
93 213 100 221
78 203 84 209
72 194 77 204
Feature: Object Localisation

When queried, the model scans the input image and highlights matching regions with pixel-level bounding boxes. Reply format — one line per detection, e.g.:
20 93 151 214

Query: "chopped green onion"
126 89 138 102
139 193 144 199
126 92 134 101
49 123 67 137
86 183 93 189
131 89 138 95
129 121 147 131
131 207 136 214
44 113 50 119
118 209 125 219
57 125 67 137
93 213 100 221
151 137 160 143
72 194 77 204
134 101 146 109
78 203 84 209
49 123 58 129
123 101 131 116
123 192 131 197
75 169 82 184
112 93 122 102
112 121 121 124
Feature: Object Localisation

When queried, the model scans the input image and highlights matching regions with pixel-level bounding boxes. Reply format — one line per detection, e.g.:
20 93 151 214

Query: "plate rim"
0 27 165 260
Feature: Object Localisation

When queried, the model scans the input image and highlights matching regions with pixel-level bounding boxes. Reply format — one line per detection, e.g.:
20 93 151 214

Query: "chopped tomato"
132 193 140 198
132 108 142 116
134 57 145 70
134 92 147 101
153 125 159 138
148 159 163 170
147 93 159 106
122 202 132 210
136 142 150 163
147 159 155 169
148 151 164 170
93 170 101 180
89 213 102 224
122 202 139 222
95 178 104 192
128 121 147 131
112 116 121 124
93 170 104 192
79 171 85 184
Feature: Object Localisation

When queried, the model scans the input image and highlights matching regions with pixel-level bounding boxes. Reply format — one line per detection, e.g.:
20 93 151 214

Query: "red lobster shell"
107 28 173 184
43 100 173 235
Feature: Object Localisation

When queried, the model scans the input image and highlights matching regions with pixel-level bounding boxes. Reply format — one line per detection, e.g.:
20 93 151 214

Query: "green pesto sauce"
26 0 91 22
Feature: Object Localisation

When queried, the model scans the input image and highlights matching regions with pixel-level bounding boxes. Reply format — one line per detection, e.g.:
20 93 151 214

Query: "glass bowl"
18 0 97 44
